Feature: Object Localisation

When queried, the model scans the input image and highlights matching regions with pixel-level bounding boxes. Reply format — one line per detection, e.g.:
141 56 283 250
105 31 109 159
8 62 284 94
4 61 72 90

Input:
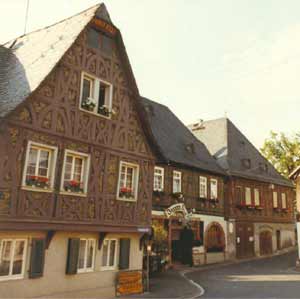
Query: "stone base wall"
254 222 296 256
0 231 143 298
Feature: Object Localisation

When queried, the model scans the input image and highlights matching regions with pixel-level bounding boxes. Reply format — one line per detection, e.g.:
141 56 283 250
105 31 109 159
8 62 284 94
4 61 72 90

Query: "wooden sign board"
92 18 117 36
116 270 143 296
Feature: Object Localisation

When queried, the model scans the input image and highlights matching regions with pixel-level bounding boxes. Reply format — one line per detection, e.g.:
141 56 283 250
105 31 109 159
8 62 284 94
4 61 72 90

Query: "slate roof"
188 118 293 187
0 3 105 118
141 97 226 176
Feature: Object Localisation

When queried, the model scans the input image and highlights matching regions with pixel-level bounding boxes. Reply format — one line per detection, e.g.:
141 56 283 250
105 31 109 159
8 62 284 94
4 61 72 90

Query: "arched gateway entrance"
152 203 201 266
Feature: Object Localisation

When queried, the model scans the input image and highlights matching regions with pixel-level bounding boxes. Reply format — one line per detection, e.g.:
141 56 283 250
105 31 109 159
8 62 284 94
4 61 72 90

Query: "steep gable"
189 117 293 187
141 97 225 176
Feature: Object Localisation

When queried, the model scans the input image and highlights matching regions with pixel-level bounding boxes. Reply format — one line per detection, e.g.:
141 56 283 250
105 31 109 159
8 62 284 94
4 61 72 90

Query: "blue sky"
1 0 300 148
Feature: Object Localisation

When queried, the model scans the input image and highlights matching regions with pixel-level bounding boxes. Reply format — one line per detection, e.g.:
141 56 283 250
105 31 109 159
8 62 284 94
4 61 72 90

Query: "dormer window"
80 72 113 118
241 158 251 169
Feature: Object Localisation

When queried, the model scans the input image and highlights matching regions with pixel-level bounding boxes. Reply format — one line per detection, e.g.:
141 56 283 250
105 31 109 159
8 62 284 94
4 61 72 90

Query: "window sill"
117 197 137 202
77 268 94 274
22 186 53 193
0 275 24 282
100 266 117 271
60 191 87 198
79 107 112 120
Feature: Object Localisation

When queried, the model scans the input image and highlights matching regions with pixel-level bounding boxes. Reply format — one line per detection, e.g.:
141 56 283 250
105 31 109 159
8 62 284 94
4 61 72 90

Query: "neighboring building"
188 118 295 259
141 97 229 266
0 4 155 298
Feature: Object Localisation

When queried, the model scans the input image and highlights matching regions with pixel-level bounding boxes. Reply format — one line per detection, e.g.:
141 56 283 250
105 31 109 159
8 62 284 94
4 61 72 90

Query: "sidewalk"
128 270 202 299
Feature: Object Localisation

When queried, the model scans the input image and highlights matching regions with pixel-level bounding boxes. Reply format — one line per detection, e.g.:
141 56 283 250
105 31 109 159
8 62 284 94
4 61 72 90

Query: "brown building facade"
189 118 295 259
141 98 230 266
0 4 154 298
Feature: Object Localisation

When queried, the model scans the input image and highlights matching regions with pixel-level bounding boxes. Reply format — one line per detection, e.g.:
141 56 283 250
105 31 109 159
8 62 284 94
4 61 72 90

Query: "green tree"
261 131 300 178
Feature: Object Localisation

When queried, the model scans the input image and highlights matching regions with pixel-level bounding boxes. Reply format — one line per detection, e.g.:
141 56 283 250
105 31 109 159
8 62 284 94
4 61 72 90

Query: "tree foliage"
261 131 300 178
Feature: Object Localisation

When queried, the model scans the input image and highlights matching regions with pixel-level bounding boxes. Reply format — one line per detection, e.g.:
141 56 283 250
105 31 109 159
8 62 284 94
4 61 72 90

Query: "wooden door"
260 231 273 255
276 230 281 251
236 222 255 258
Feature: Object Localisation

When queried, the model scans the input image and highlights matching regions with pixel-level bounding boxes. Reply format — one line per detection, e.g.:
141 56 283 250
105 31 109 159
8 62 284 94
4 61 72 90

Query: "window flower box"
246 205 255 210
26 175 49 189
119 187 134 199
255 206 263 210
64 180 84 193
273 207 281 212
81 97 96 112
98 105 112 117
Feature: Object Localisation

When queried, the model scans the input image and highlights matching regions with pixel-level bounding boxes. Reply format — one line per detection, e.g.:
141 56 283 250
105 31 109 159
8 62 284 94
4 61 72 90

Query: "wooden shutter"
119 238 130 270
29 239 46 278
199 221 204 246
66 238 80 275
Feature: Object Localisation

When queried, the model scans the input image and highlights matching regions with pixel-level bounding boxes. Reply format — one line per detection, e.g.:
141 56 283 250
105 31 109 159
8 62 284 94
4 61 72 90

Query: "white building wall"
0 231 143 298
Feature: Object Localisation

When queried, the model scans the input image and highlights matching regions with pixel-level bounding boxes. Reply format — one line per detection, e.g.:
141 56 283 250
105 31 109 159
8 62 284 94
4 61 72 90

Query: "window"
61 150 90 195
254 188 260 206
0 239 27 280
22 142 57 190
273 191 278 208
117 162 139 201
210 179 218 199
245 187 252 205
101 239 117 270
87 28 113 56
80 72 113 118
199 176 207 198
282 193 287 209
77 239 95 273
154 167 164 191
173 171 182 193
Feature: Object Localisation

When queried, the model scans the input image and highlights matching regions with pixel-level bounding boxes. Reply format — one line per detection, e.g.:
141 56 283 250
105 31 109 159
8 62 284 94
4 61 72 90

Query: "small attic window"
259 163 268 173
87 28 99 49
241 158 251 169
185 143 195 154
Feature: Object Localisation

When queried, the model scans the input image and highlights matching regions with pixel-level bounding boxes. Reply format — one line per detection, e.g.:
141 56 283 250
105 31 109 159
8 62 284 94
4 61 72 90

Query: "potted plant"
26 175 49 189
81 97 96 112
98 105 110 117
64 180 84 193
255 205 263 210
119 187 134 199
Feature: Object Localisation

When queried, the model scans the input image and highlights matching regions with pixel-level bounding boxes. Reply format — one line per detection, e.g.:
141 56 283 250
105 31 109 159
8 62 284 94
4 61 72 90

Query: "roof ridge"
2 2 102 47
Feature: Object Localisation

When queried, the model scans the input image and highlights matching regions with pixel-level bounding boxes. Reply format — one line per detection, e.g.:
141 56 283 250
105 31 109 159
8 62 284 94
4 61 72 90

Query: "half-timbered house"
189 118 295 259
0 4 155 298
141 97 229 266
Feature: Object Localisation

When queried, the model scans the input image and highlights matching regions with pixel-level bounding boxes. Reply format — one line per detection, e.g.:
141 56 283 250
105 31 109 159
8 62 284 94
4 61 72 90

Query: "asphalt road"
188 250 300 299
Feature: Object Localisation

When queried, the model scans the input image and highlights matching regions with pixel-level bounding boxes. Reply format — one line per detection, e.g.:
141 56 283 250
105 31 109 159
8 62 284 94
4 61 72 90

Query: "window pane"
74 158 83 182
109 240 116 267
245 188 251 205
98 85 106 109
38 150 49 177
12 241 25 275
0 240 12 276
27 148 38 176
78 240 86 270
210 180 218 199
101 34 113 55
86 240 94 269
102 241 109 267
82 78 92 101
254 189 260 206
64 156 73 181
126 167 133 189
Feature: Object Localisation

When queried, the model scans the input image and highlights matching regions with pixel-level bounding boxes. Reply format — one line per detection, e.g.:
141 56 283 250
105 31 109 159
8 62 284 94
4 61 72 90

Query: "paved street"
188 250 300 299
